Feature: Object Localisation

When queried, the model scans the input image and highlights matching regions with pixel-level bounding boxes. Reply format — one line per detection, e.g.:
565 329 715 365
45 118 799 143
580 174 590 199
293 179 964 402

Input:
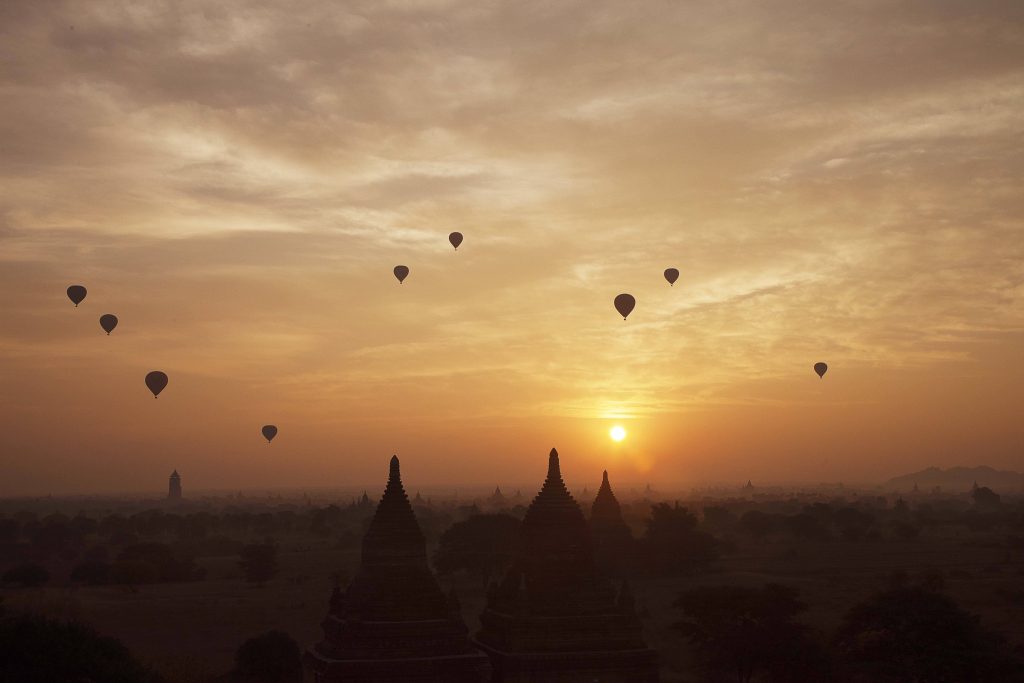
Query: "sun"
609 425 627 442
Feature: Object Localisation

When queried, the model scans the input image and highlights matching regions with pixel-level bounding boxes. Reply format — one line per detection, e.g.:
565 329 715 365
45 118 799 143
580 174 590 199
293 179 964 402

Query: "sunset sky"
2 1 1022 496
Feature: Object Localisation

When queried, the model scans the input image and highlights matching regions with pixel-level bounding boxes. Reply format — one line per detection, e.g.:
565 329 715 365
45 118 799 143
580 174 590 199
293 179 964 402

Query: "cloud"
1 0 1022 493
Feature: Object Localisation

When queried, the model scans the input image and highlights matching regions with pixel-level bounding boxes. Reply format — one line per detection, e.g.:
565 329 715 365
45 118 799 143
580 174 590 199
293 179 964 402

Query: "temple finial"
390 455 400 481
547 448 561 480
602 470 609 485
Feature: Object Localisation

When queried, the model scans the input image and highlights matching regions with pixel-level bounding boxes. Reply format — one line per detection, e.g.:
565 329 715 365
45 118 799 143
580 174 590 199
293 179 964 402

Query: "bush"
233 630 303 683
239 542 279 584
836 585 1024 681
674 583 830 682
71 560 112 585
643 503 719 574
434 514 520 585
0 612 165 682
2 563 50 588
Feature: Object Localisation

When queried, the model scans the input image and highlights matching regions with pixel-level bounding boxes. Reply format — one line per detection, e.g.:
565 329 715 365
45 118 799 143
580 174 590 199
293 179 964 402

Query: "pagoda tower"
590 471 636 576
489 486 506 507
474 449 658 682
305 455 488 682
168 470 182 500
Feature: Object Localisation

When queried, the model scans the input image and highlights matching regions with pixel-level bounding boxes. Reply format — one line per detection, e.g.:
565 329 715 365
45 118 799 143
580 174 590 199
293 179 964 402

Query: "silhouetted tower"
475 449 658 682
305 455 488 682
490 486 506 506
590 470 636 576
168 470 182 500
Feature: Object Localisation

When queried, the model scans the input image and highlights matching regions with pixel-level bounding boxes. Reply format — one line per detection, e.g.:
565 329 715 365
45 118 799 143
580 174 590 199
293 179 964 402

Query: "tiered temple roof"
305 455 488 682
474 449 658 682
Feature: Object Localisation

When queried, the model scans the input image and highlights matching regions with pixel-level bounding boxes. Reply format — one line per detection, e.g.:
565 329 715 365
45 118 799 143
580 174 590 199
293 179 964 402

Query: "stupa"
168 470 182 500
590 471 636 576
474 449 659 682
305 455 489 682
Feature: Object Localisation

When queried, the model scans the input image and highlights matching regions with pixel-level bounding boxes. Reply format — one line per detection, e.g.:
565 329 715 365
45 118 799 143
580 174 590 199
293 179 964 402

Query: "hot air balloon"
448 232 463 250
664 268 679 286
393 265 409 283
814 362 828 379
614 293 636 320
99 314 118 335
262 425 278 443
67 285 87 307
145 371 168 398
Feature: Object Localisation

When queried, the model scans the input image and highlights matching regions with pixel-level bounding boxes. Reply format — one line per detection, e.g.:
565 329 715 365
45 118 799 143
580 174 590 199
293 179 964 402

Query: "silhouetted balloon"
67 285 87 307
145 371 168 398
614 293 636 320
99 314 118 335
261 425 278 443
814 362 828 379
448 232 463 250
664 268 679 286
394 265 409 283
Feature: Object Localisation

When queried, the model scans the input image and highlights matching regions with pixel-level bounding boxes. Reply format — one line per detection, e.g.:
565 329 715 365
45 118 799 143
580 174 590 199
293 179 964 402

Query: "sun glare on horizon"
610 425 627 442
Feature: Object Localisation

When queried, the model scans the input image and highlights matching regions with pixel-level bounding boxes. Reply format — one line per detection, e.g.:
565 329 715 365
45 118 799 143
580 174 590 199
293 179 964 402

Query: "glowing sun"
609 425 627 442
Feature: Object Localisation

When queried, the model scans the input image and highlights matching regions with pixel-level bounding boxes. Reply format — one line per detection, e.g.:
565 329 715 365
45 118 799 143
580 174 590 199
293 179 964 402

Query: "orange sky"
1 1 1022 495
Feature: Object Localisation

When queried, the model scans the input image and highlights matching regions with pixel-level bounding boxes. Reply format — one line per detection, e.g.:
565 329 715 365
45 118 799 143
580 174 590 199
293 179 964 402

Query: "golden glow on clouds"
0 0 1022 494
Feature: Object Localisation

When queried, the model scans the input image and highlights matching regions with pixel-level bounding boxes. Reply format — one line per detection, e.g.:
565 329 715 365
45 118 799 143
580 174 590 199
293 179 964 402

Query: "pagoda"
305 455 489 682
489 486 507 507
168 470 182 500
590 471 636 576
474 449 659 682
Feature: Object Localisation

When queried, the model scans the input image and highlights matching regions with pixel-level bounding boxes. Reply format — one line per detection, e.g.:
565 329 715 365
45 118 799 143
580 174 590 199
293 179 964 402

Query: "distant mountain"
885 466 1024 493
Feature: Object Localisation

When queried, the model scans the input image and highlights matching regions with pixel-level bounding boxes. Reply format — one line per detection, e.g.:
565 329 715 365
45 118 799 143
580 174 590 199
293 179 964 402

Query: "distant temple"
590 471 635 576
490 486 506 506
168 470 182 500
305 456 489 682
474 449 659 682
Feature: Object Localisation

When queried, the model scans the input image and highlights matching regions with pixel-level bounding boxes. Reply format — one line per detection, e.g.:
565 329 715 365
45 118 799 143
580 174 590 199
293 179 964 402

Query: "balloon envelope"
67 285 87 307
262 425 278 443
145 371 168 398
99 314 118 335
814 362 828 379
614 293 636 320
448 232 463 250
664 268 679 286
394 265 409 283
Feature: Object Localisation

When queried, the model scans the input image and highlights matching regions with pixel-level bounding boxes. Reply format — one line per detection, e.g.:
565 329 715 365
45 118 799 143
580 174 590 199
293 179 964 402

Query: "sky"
1 0 1022 496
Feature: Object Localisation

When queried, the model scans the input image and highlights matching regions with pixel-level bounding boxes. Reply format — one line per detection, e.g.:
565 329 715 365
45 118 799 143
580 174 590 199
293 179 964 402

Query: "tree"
239 542 279 584
784 512 830 541
738 510 775 541
71 559 112 585
233 630 303 683
2 563 50 588
111 542 203 585
0 612 165 682
834 507 876 542
835 585 1023 682
972 486 1001 510
673 583 828 683
702 506 738 531
644 503 719 574
434 514 520 587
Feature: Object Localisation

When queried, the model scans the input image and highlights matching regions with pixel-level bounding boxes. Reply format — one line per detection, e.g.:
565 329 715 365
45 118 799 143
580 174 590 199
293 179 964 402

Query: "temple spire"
547 448 561 481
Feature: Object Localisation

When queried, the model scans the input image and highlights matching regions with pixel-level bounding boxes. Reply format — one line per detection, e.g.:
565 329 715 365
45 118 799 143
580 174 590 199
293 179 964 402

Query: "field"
4 517 1023 682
